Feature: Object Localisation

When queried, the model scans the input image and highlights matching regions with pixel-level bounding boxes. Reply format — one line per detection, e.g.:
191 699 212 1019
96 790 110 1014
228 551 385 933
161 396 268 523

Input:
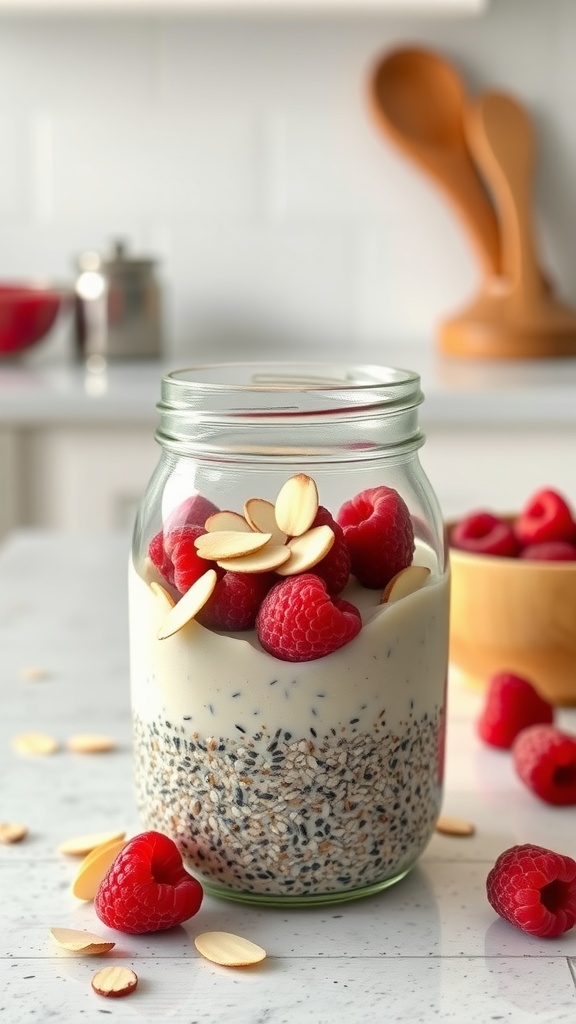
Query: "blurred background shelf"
1 351 574 538
0 0 488 14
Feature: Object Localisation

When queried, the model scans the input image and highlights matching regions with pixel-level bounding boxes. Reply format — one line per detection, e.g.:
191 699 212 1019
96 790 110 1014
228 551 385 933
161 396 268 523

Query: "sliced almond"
195 531 271 561
0 822 27 844
91 965 138 998
150 580 176 610
244 498 287 544
58 829 126 857
157 569 217 640
381 565 431 605
275 524 334 576
12 732 58 756
72 838 127 900
194 931 266 967
274 474 319 536
435 815 475 837
19 666 49 682
49 927 115 955
67 734 116 754
205 510 253 533
217 544 291 573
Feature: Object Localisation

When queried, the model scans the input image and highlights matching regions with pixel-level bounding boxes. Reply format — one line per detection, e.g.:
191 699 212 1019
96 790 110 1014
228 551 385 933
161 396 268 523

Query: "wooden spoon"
464 91 542 312
440 92 576 358
369 46 500 275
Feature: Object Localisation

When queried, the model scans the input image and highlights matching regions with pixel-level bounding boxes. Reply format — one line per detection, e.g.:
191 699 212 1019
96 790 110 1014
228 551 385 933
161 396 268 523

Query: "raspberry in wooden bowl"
448 489 576 706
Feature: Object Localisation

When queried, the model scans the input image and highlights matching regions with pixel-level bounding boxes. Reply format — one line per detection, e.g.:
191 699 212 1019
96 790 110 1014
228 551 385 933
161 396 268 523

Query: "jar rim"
162 361 420 396
156 362 424 458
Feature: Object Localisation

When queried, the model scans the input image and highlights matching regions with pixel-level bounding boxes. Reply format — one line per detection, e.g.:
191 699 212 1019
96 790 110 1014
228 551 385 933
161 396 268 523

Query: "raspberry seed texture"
477 671 554 749
256 574 361 662
512 725 576 805
95 831 203 934
486 843 576 937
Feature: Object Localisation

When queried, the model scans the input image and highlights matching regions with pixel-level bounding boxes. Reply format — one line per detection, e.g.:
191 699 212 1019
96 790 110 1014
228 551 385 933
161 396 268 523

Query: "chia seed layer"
133 704 443 898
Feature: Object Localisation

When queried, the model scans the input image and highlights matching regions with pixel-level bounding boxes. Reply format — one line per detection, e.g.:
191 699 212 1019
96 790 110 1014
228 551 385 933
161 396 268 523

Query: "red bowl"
0 284 63 356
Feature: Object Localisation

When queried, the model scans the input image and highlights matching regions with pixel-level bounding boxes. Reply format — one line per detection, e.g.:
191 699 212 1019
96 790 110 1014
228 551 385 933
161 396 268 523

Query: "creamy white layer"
129 558 450 738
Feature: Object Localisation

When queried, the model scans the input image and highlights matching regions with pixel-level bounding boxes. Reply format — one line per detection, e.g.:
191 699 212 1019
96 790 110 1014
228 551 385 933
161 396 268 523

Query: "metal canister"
74 240 162 362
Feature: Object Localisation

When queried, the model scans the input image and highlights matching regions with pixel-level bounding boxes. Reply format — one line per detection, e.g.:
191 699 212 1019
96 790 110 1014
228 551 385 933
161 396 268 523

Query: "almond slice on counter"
58 829 126 857
157 569 217 640
435 815 476 837
194 931 266 967
49 927 115 955
150 581 176 610
18 666 49 682
12 732 59 756
204 510 253 533
72 838 127 900
194 531 271 561
217 544 291 574
274 474 318 537
275 525 334 576
244 498 287 544
91 965 138 998
381 565 431 605
67 734 116 754
0 822 28 844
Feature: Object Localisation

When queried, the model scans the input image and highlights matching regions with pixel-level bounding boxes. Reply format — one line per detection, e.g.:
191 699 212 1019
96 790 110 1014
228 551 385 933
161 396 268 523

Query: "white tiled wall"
0 0 575 361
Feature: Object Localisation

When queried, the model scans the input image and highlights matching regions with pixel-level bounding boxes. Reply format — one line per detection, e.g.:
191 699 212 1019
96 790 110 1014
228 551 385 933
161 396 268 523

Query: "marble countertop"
1 530 576 1023
1 349 576 426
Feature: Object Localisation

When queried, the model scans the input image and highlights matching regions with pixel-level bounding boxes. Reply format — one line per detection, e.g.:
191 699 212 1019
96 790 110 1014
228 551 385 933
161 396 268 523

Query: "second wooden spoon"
369 46 500 276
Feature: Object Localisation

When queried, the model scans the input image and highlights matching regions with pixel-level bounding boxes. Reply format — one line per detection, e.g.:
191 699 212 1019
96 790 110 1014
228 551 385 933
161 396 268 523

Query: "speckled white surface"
1 531 576 1023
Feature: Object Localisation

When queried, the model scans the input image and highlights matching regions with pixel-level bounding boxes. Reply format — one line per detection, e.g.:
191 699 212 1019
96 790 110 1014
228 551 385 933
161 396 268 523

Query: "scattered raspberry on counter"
95 830 203 934
512 724 576 805
486 843 576 937
256 573 362 662
477 671 554 749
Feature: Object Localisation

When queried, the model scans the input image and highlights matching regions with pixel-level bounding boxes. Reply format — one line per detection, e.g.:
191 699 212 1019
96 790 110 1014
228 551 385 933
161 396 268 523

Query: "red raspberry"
147 494 219 588
450 511 518 557
512 725 576 805
165 525 217 595
309 505 351 594
515 488 575 546
256 573 361 662
519 541 576 561
477 671 554 749
336 486 414 588
486 843 576 937
197 571 275 631
164 494 220 532
148 529 175 586
94 831 203 934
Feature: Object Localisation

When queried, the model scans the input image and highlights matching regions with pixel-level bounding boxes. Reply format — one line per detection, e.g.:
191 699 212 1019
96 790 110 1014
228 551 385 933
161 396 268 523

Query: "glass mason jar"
129 362 450 907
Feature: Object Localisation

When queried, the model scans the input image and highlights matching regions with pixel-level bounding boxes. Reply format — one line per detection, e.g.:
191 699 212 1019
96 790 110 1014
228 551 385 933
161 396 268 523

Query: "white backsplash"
0 0 575 363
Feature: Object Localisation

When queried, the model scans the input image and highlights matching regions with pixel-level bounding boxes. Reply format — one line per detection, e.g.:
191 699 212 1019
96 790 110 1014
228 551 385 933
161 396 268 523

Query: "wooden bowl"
449 539 576 706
